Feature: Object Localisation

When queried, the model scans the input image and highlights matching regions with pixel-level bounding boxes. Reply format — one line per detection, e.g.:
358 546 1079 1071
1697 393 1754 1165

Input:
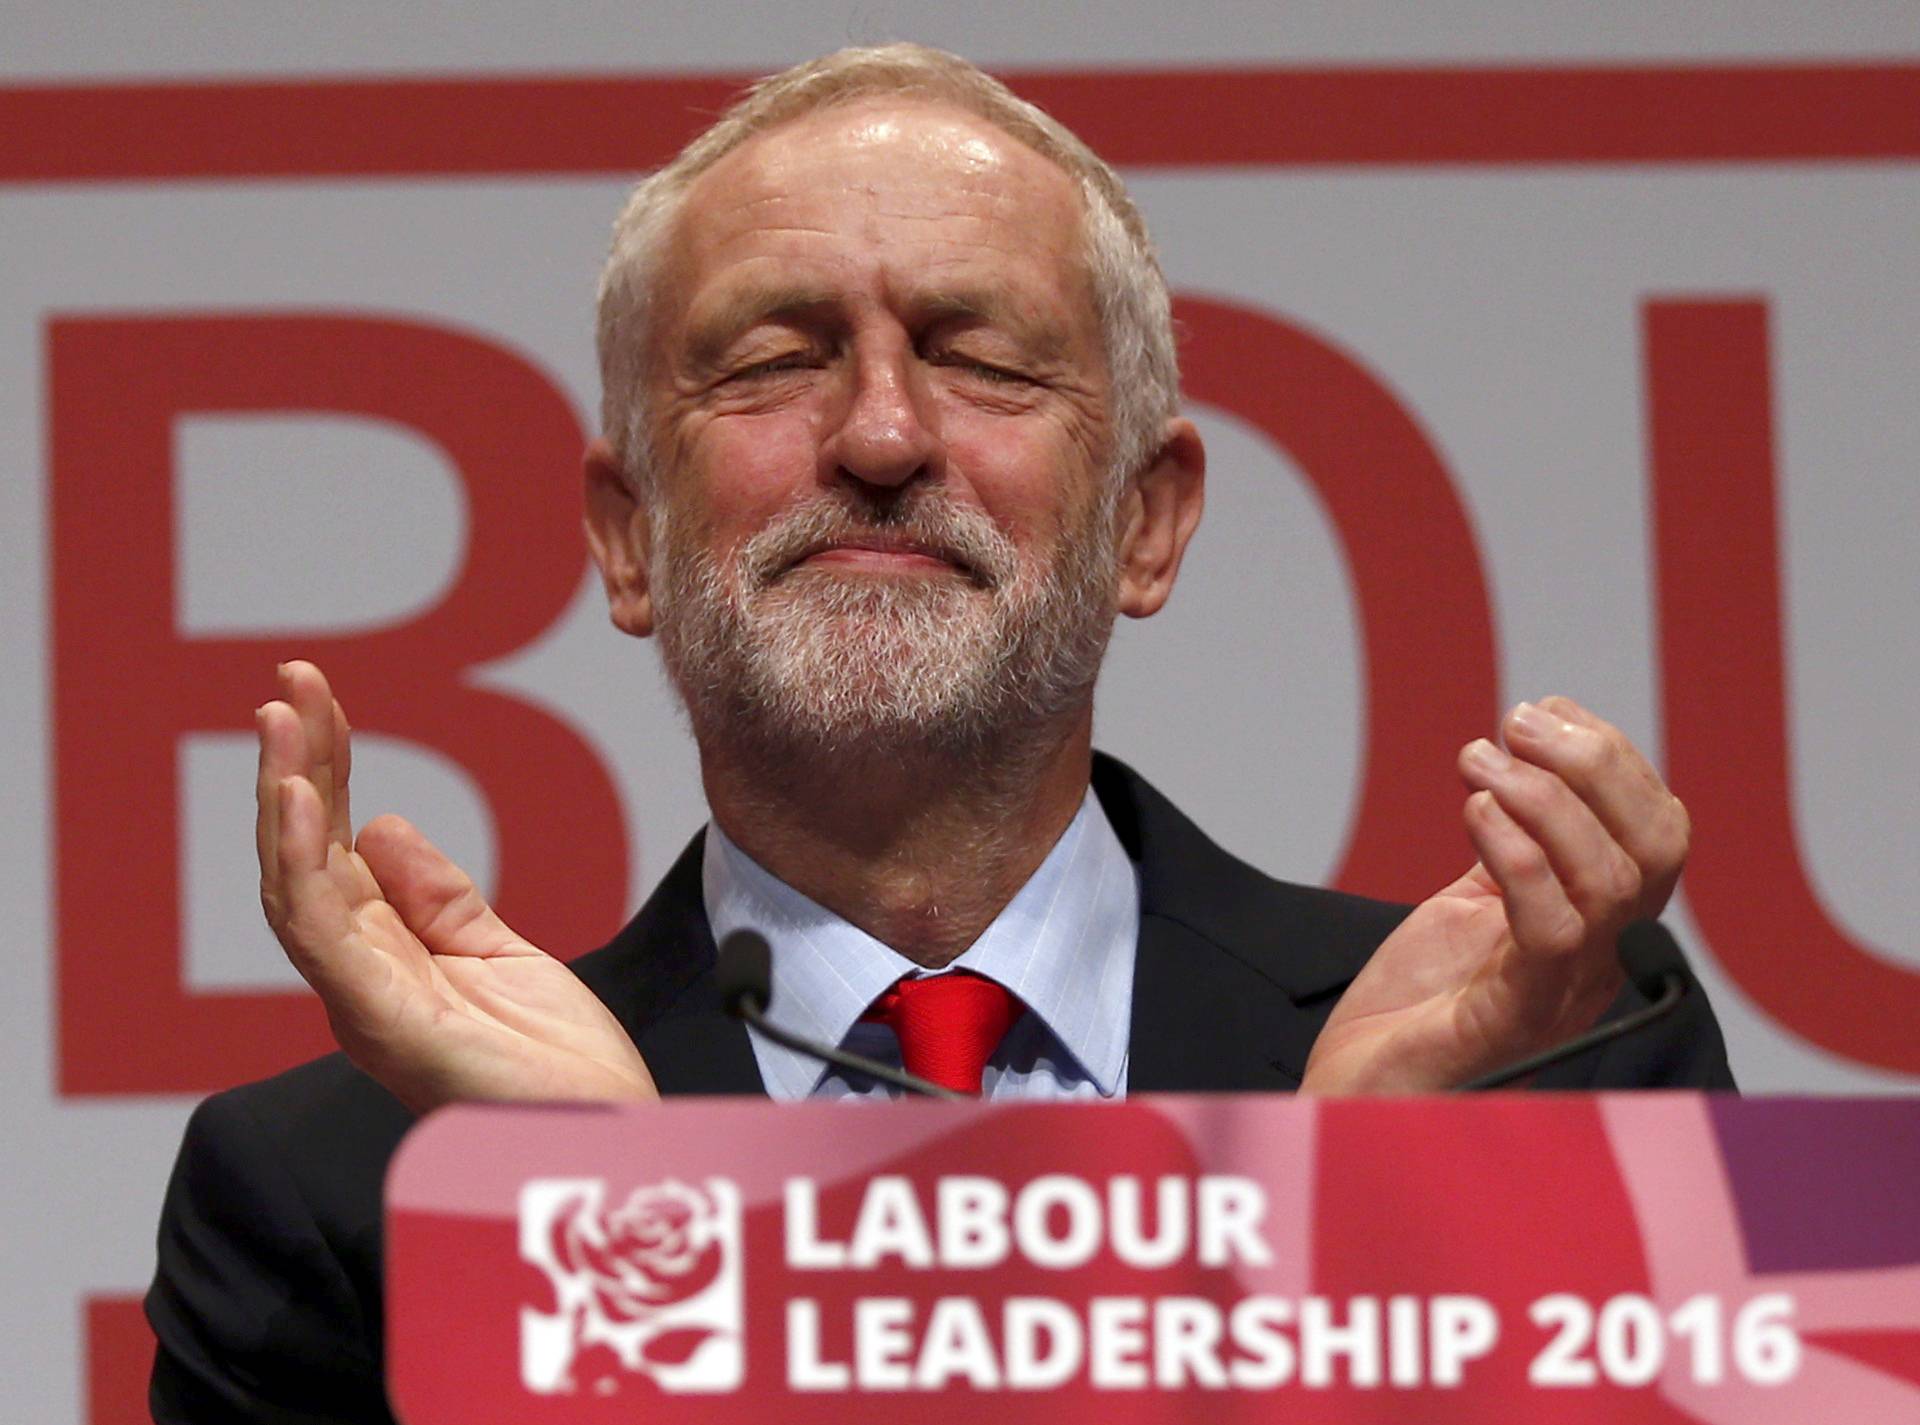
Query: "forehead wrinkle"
703 215 839 262
844 170 1063 238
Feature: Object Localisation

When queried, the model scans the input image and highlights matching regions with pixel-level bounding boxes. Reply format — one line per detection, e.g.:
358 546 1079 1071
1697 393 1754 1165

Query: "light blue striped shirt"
702 789 1138 1101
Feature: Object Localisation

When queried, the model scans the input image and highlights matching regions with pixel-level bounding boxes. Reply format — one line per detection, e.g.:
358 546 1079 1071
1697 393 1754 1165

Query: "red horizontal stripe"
0 73 744 182
1022 62 1920 166
2 63 1916 184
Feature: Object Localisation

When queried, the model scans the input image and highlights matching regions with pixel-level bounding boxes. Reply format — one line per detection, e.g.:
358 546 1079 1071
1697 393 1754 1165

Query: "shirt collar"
702 788 1138 1099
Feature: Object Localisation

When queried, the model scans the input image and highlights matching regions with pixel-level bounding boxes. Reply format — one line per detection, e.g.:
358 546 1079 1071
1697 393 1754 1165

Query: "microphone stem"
735 998 967 1101
1456 974 1685 1091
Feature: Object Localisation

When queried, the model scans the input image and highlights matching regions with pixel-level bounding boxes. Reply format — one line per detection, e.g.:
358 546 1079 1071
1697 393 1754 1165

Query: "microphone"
1455 919 1692 1091
716 929 964 1100
1616 919 1690 1007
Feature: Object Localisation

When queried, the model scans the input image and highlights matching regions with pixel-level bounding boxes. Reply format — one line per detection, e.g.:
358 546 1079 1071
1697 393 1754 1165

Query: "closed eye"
936 354 1030 385
727 353 820 382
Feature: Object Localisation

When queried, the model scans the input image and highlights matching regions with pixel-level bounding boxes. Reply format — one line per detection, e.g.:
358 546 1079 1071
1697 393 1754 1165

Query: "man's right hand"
256 660 657 1114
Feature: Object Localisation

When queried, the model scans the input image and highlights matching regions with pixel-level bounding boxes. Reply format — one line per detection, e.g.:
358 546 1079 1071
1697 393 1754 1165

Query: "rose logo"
552 1181 725 1323
521 1177 743 1394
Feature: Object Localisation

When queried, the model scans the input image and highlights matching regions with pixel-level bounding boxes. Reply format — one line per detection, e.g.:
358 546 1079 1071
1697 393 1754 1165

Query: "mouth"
786 536 980 582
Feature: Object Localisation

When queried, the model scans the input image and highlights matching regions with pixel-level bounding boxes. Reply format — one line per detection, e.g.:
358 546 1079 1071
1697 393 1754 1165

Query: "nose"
819 339 943 492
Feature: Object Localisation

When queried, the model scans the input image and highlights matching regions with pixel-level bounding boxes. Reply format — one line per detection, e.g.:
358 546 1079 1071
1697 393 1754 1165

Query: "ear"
1115 417 1205 620
583 438 656 638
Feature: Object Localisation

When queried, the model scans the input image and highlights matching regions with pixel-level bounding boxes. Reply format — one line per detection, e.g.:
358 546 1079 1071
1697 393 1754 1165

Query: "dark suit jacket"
147 754 1734 1424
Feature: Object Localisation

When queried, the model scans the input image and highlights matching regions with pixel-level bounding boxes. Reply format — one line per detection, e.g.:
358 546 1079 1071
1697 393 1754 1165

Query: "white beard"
650 484 1119 759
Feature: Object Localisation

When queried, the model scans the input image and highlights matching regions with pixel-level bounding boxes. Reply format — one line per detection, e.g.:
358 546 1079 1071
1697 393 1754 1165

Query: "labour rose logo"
519 1177 744 1393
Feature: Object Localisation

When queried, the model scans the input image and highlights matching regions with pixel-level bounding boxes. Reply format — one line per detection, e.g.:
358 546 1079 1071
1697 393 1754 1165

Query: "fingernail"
1509 701 1561 741
1464 737 1511 773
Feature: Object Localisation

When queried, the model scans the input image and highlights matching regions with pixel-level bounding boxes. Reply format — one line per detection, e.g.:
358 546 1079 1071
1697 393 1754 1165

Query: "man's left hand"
1301 696 1689 1093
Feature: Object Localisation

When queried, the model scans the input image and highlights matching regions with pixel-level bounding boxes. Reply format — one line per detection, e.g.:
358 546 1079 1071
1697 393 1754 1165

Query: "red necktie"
861 971 1021 1096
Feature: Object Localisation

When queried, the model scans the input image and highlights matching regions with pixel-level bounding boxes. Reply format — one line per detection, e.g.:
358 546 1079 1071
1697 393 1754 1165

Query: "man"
149 43 1732 1424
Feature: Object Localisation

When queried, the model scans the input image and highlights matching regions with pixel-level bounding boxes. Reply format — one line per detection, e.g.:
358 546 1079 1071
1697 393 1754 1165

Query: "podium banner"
386 1095 1919 1422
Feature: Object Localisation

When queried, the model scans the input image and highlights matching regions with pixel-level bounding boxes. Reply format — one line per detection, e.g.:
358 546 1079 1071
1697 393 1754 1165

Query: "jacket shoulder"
148 1054 408 1424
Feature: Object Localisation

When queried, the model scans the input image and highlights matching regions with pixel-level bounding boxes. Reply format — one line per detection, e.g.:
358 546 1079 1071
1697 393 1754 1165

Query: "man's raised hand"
1302 696 1689 1093
256 660 657 1113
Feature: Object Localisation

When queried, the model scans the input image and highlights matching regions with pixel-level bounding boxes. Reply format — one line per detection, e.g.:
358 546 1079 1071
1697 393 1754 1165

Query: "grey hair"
594 42 1180 494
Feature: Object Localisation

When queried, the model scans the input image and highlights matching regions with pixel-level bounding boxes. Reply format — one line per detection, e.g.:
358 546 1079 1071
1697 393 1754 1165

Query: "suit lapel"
1095 754 1397 1094
638 1000 766 1096
1128 911 1307 1091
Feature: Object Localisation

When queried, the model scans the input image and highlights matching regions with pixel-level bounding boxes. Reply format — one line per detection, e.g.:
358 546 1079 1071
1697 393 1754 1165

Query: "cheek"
943 413 1102 547
673 411 823 547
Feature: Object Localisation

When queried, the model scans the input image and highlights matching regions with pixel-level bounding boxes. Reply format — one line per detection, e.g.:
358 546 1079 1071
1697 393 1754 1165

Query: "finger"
1462 789 1585 967
273 778 418 1035
354 814 530 961
1507 697 1657 794
1500 698 1689 908
270 775 361 974
279 660 341 846
1537 694 1602 732
331 697 353 847
1533 696 1671 822
256 698 309 919
1461 792 1621 1039
1459 737 1643 927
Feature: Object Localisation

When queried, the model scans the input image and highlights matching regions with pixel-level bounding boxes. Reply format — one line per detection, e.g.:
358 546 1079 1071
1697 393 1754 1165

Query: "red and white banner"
3 7 1916 1422
387 1095 1920 1422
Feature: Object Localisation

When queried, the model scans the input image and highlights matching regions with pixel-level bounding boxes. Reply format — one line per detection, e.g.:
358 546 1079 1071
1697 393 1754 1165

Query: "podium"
385 1095 1920 1422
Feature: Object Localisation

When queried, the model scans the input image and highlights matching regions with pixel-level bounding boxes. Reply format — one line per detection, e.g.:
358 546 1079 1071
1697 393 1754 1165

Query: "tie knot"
862 971 1021 1096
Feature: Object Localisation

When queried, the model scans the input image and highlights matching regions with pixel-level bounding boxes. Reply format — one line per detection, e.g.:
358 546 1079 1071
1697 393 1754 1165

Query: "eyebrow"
906 288 1074 363
683 284 839 370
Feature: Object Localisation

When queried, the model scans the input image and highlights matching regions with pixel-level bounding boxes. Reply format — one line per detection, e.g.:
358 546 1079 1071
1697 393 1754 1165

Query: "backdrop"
4 4 1916 1421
